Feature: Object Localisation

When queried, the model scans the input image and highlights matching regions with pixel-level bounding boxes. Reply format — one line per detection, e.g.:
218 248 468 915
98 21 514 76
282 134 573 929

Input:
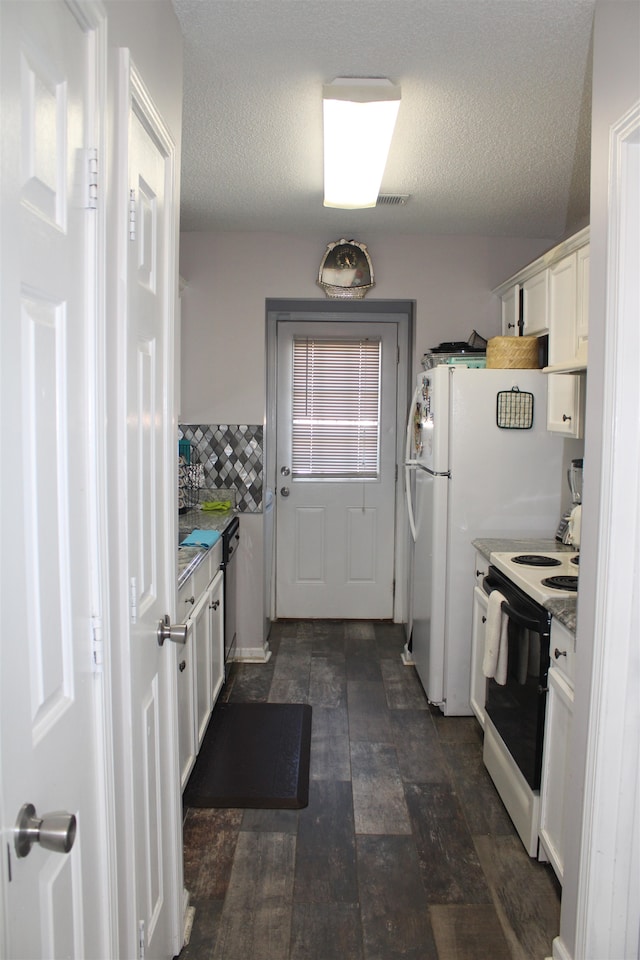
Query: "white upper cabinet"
546 250 585 437
493 228 589 438
522 269 550 336
576 244 590 366
501 283 520 336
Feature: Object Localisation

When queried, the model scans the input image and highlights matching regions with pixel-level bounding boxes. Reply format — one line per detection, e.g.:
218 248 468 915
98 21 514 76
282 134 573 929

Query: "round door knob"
157 614 188 646
280 487 290 497
15 803 77 859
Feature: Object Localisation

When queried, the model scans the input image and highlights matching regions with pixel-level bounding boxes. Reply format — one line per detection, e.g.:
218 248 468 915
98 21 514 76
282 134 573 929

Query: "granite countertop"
177 507 236 589
472 537 577 633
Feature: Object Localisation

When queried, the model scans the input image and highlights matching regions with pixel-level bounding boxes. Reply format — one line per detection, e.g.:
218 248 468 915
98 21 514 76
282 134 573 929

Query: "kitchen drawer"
180 541 223 614
550 618 575 686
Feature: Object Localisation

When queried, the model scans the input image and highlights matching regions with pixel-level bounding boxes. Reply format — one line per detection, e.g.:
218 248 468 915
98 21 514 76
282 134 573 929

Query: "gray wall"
179 232 551 423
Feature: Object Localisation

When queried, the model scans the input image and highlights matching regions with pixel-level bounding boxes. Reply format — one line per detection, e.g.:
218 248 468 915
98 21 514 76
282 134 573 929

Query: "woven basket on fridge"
486 335 539 369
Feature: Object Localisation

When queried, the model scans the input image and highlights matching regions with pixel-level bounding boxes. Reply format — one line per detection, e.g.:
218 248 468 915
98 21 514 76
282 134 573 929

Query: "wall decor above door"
317 238 374 299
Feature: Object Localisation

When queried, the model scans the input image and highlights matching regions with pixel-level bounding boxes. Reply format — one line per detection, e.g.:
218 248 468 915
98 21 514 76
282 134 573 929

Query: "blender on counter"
556 458 583 545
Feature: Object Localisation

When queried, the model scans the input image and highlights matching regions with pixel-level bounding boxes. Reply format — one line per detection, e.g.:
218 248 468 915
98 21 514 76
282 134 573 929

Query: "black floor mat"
183 702 312 809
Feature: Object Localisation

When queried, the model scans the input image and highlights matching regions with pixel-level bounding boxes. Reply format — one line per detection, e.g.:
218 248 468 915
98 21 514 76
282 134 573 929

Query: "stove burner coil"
511 554 562 567
541 575 578 591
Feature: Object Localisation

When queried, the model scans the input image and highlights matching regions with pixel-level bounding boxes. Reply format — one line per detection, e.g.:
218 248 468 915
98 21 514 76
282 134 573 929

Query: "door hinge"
129 189 136 241
138 920 145 960
130 577 138 624
91 616 104 674
87 148 98 209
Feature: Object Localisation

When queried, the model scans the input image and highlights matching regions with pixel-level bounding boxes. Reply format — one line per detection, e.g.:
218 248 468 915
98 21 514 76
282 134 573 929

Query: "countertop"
472 537 577 632
178 507 236 589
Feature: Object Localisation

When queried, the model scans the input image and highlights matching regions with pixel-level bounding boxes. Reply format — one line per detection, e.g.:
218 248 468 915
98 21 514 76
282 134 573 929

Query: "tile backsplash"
178 424 263 513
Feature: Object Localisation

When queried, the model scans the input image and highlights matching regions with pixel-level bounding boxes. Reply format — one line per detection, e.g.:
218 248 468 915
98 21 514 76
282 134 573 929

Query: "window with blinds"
291 336 382 479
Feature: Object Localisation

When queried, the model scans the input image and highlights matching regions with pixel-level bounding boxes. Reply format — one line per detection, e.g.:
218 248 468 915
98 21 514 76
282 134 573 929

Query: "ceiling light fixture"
323 78 401 210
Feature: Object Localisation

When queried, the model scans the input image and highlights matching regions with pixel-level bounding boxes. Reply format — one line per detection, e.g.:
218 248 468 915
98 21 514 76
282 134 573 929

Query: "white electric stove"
489 550 579 605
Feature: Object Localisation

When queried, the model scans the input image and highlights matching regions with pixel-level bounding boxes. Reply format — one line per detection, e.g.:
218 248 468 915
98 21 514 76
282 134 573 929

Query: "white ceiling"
172 0 595 239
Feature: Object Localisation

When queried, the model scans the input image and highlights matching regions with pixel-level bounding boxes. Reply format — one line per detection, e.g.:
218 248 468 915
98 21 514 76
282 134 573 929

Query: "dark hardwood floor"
179 620 560 960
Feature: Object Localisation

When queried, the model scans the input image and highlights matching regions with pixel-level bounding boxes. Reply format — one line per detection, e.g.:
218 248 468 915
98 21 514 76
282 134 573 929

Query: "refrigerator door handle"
405 383 421 463
405 464 417 542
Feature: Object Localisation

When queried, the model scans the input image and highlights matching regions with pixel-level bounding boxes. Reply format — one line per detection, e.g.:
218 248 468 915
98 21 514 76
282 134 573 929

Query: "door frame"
265 299 414 626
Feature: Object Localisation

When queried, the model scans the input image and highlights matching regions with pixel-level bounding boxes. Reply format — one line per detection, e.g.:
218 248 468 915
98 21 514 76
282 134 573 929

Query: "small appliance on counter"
556 458 583 544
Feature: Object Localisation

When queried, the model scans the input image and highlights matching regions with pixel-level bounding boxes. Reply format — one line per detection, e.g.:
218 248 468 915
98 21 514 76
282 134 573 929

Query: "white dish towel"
482 590 509 685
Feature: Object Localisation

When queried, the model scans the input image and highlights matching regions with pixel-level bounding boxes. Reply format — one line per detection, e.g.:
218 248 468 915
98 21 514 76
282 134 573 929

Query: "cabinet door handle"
476 569 486 577
482 616 487 624
554 648 567 659
185 595 195 605
562 414 572 422
210 599 220 610
179 660 186 672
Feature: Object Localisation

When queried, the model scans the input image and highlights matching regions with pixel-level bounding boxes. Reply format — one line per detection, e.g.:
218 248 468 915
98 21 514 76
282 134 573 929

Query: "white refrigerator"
404 365 563 715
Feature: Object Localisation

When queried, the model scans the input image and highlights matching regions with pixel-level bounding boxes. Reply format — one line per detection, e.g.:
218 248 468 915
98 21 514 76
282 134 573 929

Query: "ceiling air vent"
377 194 410 206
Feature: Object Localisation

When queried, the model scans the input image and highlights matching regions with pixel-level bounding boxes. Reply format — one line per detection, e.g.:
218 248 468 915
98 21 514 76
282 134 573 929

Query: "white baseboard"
551 935 572 960
234 641 272 663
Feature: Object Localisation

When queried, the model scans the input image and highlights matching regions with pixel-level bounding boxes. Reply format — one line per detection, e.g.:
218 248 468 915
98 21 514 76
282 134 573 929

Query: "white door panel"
0 2 108 957
276 321 397 619
123 60 181 959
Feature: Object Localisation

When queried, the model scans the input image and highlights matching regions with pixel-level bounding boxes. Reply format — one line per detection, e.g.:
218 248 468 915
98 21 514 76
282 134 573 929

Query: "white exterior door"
0 2 109 957
120 59 182 959
275 321 397 619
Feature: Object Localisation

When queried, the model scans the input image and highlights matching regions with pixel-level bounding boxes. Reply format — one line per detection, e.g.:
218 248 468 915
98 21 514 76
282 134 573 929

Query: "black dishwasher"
221 517 239 663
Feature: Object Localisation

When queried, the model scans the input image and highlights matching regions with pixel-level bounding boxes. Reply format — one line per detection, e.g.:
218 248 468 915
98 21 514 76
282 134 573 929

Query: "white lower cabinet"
176 545 225 791
539 619 575 883
176 620 196 790
194 570 224 748
470 584 489 728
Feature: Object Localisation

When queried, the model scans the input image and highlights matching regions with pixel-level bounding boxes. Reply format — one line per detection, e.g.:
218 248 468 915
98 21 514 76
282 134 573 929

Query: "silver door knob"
280 487 290 497
157 614 188 646
15 803 76 858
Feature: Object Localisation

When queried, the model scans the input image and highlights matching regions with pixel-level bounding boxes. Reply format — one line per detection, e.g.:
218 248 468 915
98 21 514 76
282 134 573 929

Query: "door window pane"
291 337 382 479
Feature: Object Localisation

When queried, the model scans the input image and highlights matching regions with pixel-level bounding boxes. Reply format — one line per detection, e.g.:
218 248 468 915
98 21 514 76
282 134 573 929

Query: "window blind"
291 337 382 478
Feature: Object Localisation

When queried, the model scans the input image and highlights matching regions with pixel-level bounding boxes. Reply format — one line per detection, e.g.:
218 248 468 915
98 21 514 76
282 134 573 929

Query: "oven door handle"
482 575 545 634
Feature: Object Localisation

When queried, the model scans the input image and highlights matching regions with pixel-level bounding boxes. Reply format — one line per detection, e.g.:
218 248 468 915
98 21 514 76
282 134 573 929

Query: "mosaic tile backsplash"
178 424 263 513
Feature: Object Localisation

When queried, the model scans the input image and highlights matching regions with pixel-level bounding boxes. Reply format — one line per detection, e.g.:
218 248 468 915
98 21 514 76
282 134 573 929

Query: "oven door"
483 569 551 790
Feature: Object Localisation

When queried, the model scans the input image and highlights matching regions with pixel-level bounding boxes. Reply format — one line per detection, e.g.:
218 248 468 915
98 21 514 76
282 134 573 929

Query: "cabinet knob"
185 595 195 605
476 569 486 577
482 616 487 624
507 322 516 329
562 414 572 422
179 660 186 672
210 599 220 610
554 648 567 659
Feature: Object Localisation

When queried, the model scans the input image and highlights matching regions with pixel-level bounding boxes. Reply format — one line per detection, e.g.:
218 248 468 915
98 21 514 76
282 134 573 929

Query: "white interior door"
122 59 181 959
275 321 397 619
0 2 109 957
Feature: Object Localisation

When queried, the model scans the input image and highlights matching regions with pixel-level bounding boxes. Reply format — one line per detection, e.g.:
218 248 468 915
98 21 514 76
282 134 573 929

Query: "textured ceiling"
173 0 595 239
